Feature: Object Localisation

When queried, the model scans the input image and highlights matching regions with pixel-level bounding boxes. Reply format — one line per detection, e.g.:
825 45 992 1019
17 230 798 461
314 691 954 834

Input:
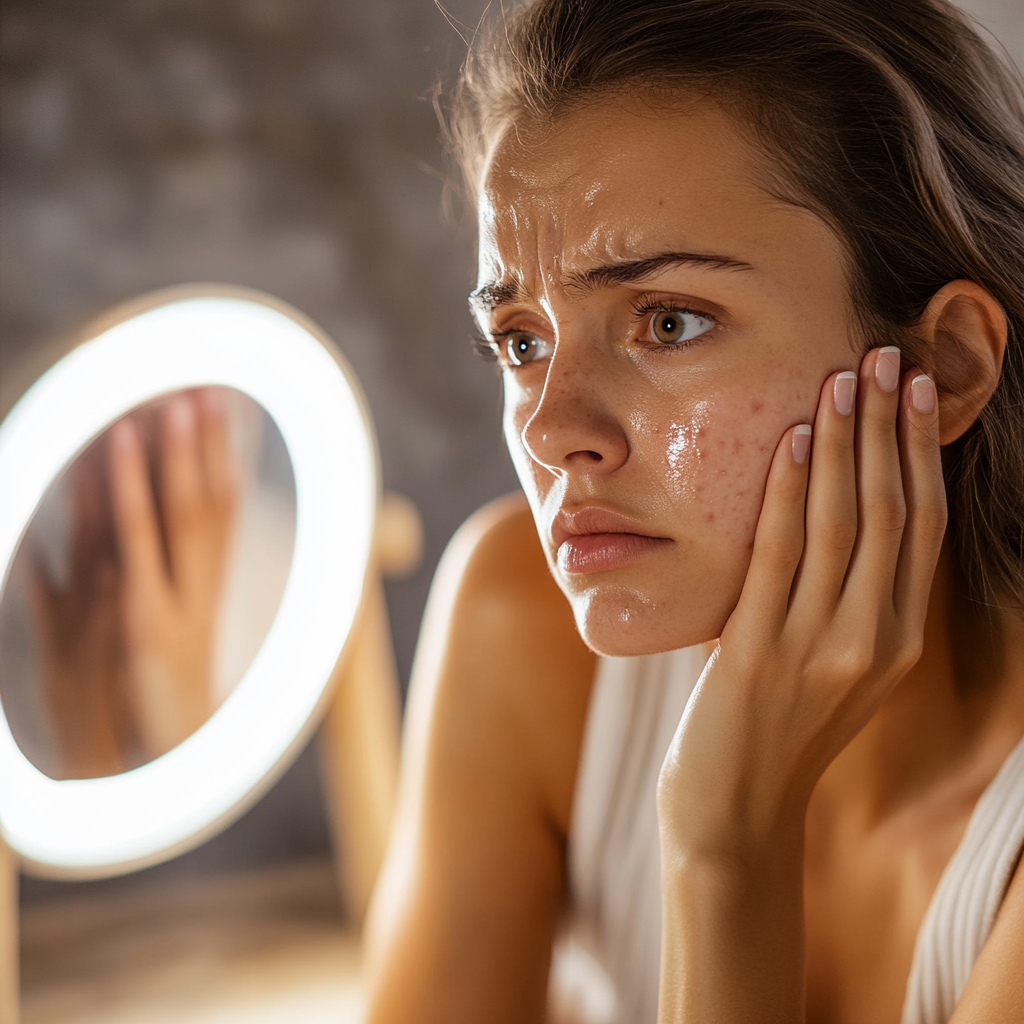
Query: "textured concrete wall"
2 0 511 896
2 0 1021 898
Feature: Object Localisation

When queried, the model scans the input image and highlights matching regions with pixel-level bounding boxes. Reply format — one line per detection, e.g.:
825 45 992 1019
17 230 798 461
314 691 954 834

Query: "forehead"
476 93 820 286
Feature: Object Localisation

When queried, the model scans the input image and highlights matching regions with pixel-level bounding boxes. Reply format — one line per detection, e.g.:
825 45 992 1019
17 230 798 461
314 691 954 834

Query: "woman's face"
475 93 861 656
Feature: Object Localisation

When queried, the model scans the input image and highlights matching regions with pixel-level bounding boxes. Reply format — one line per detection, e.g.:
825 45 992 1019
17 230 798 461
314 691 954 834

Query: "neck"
812 547 1024 829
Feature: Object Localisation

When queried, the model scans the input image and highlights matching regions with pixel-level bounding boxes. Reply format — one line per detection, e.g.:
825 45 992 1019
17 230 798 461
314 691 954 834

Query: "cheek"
649 386 810 548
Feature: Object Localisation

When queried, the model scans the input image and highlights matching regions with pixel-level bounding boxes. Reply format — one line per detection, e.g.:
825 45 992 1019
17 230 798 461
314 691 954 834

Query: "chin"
568 583 729 658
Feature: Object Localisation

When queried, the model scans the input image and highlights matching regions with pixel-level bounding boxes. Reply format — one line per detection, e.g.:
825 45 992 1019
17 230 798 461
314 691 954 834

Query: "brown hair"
447 0 1024 613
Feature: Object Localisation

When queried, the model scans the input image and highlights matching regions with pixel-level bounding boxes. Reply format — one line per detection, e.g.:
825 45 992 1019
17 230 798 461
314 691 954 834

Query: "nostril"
566 449 603 463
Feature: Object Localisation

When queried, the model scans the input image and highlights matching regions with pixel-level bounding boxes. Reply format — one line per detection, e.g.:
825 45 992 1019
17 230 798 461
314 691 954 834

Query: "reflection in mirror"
0 386 296 781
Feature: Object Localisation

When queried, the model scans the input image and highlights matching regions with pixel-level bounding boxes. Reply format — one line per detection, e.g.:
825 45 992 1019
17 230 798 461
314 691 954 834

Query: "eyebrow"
469 250 753 315
468 280 526 314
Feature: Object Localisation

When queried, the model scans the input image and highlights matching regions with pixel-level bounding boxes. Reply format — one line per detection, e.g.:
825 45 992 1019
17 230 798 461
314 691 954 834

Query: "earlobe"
916 280 1007 445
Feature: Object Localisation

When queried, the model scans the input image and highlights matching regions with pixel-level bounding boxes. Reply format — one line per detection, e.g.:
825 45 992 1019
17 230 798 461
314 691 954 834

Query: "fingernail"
199 387 225 417
834 371 858 416
110 418 134 452
911 374 936 414
875 346 901 393
792 424 812 465
168 395 194 435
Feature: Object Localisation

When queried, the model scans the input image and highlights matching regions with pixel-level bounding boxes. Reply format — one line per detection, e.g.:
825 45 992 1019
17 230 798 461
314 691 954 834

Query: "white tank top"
549 648 1024 1024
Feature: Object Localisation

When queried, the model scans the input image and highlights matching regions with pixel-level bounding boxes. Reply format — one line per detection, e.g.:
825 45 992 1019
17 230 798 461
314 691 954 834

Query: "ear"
915 280 1007 445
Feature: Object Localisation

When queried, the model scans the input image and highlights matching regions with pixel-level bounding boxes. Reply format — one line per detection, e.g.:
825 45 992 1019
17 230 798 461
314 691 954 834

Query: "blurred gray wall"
1 0 510 900
2 0 1020 901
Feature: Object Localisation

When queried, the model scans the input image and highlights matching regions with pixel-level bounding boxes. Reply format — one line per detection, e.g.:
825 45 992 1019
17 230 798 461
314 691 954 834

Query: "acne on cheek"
660 394 794 548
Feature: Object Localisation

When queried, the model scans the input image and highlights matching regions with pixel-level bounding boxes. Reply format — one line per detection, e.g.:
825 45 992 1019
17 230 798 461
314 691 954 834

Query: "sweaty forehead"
477 95 776 277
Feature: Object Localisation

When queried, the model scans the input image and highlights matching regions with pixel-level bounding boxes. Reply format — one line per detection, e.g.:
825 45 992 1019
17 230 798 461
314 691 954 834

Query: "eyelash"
629 296 719 348
472 295 720 365
470 328 499 363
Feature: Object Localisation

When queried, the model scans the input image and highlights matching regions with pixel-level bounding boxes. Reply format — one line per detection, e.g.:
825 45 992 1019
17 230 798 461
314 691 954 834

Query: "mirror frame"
0 286 378 879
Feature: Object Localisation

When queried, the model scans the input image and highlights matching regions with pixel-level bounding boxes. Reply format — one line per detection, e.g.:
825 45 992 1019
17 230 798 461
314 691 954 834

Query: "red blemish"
750 402 764 414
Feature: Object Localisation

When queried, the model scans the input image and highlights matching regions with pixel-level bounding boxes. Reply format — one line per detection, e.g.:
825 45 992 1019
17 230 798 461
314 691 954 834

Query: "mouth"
551 506 671 575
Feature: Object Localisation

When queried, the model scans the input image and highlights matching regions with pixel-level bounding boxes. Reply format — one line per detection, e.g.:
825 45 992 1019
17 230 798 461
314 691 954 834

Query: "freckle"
703 512 715 523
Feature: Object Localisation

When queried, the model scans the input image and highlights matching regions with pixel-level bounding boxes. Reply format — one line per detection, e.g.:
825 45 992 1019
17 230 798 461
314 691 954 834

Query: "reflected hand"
109 389 237 759
30 446 132 778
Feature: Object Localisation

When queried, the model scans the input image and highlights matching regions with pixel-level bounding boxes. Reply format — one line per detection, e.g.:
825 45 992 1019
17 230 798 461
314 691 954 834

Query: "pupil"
661 314 678 336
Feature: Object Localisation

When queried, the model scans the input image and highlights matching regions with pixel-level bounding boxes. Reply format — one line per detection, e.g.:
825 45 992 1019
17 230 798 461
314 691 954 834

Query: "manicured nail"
834 371 858 416
110 418 135 452
875 346 901 393
911 373 936 414
168 395 195 435
792 424 812 465
199 387 225 418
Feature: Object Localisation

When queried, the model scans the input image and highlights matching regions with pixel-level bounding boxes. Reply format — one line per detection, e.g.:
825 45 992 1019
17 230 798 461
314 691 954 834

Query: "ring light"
0 288 378 878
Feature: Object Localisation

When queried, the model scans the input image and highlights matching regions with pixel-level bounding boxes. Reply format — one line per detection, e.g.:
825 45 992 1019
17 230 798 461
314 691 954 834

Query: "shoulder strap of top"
902 732 1024 1024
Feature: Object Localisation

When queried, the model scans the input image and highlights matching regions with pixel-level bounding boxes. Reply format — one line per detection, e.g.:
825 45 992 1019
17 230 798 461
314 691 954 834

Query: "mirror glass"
0 386 296 781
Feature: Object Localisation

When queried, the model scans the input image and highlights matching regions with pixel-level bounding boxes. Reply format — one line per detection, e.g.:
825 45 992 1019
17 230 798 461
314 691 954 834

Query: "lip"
552 507 670 574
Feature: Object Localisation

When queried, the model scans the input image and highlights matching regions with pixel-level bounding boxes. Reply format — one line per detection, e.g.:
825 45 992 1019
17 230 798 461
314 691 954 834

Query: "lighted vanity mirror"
0 288 377 879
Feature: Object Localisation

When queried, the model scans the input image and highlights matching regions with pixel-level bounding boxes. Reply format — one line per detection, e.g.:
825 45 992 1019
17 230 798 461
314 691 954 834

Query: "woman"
365 1 1024 1021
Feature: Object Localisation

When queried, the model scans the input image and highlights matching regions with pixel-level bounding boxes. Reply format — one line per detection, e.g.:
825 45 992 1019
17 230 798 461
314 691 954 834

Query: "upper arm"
364 494 596 1024
949 854 1024 1023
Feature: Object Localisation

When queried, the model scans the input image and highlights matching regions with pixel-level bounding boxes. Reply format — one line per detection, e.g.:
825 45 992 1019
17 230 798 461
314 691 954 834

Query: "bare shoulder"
438 492 577 634
365 495 595 1023
406 492 596 829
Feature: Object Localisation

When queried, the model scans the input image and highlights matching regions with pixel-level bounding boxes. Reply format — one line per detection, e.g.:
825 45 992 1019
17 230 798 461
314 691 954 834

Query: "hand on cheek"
658 347 947 850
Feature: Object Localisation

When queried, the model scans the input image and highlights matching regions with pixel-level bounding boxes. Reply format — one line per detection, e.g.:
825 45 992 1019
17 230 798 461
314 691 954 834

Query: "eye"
504 332 550 366
649 308 715 346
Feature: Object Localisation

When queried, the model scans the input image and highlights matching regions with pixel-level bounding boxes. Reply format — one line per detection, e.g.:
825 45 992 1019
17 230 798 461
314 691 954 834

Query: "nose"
520 341 629 477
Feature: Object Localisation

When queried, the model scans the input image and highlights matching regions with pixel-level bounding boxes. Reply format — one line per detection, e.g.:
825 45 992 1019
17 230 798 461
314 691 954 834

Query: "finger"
196 388 236 511
159 393 205 587
109 416 165 599
26 543 60 643
789 369 858 618
842 347 905 606
731 423 813 638
69 440 112 574
893 370 946 628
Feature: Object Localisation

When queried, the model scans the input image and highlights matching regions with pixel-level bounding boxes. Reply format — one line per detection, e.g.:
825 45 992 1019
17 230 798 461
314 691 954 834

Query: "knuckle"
895 636 924 677
822 431 855 463
865 492 907 534
817 513 858 552
760 532 803 570
892 622 925 670
833 636 875 683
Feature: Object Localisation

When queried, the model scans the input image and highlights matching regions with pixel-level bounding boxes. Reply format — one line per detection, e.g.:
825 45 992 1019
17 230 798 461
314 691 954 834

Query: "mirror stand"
0 290 422 1018
319 576 401 926
1 511 419 1020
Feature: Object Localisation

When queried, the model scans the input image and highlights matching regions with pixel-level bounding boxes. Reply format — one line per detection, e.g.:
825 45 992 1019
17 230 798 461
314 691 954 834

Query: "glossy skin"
476 94 854 656
365 94 1024 1023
